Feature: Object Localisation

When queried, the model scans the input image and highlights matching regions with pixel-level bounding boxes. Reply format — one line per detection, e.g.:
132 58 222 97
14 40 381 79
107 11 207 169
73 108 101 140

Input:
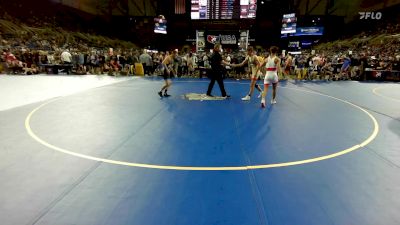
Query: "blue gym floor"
0 77 399 225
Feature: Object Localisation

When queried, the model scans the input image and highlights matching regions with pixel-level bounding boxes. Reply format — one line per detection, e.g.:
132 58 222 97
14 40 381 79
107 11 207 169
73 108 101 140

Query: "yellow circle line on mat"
372 86 400 102
25 86 379 171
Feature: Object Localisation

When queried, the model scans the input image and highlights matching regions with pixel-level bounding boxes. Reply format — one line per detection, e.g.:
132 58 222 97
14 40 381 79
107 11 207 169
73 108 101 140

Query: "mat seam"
229 101 270 225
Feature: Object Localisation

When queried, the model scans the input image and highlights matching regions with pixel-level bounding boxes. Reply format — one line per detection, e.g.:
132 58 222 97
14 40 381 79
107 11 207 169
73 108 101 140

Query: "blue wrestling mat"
0 77 399 225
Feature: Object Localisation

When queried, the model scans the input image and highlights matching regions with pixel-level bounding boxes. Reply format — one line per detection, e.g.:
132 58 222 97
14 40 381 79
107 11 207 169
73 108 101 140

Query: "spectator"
187 52 195 77
350 54 361 79
61 49 72 64
340 55 351 80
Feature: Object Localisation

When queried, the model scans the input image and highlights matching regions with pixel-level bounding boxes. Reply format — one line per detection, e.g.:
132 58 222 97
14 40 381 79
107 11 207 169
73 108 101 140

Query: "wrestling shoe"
261 99 266 108
241 95 251 101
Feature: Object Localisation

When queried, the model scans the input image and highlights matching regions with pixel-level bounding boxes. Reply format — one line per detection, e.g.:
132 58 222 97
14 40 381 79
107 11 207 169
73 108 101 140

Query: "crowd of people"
2 42 399 82
1 10 399 81
2 29 399 81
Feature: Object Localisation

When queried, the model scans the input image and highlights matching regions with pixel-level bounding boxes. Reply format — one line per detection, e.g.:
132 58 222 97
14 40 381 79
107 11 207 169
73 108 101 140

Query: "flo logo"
359 12 382 20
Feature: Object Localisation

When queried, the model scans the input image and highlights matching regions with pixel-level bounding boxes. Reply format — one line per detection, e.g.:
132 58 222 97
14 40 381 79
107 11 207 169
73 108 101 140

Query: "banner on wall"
293 27 324 36
206 35 237 45
196 30 249 52
196 30 205 52
239 30 249 51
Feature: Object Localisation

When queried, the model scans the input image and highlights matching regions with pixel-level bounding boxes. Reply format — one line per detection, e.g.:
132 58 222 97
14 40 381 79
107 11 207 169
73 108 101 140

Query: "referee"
206 43 230 98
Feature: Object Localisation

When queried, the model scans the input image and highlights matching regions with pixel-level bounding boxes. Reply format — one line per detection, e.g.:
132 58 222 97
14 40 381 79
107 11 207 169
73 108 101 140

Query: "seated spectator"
110 58 121 73
39 52 48 65
187 52 195 77
350 55 361 79
120 64 130 76
24 64 39 75
118 54 127 70
75 64 87 75
1 49 6 73
22 49 34 68
377 59 389 70
321 59 334 80
103 61 111 73
98 53 106 74
90 54 100 74
4 49 23 73
392 55 400 71
47 52 55 64
359 53 368 80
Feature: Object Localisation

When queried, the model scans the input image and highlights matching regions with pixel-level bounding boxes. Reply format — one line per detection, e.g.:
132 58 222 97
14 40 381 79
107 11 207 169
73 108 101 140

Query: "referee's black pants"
207 73 227 97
